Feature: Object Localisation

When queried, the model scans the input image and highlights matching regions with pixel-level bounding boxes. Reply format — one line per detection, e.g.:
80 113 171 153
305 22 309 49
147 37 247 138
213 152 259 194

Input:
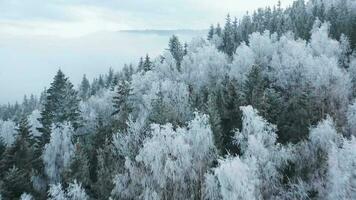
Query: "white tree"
20 193 33 200
27 109 42 137
48 180 88 200
66 180 89 200
205 156 259 200
48 183 67 200
43 123 75 183
206 106 291 199
112 113 216 199
0 119 17 146
347 100 356 136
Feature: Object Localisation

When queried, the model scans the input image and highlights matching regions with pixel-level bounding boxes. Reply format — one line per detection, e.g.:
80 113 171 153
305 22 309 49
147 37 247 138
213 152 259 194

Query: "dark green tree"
79 74 90 101
63 141 90 189
168 35 184 71
112 80 132 130
143 54 152 72
207 24 215 40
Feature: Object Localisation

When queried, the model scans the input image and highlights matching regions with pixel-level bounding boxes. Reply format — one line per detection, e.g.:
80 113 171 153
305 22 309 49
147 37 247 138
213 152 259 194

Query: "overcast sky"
0 0 295 38
0 0 296 104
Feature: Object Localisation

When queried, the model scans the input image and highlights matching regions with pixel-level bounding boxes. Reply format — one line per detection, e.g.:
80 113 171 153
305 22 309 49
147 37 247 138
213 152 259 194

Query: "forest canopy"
1 0 356 199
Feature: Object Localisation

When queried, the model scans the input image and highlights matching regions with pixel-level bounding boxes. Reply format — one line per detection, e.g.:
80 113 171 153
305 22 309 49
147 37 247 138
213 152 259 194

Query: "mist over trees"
1 0 356 199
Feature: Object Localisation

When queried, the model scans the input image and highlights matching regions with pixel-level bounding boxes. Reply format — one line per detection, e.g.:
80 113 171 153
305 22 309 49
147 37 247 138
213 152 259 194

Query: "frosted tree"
235 106 291 198
204 157 259 200
78 74 90 101
27 109 42 137
168 35 184 70
112 113 216 199
48 180 88 200
43 123 75 183
327 137 356 200
347 100 356 136
20 193 33 200
66 180 89 200
48 183 66 200
0 120 17 146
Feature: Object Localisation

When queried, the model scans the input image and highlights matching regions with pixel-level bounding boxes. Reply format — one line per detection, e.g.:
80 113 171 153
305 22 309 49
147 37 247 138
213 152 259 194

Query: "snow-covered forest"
1 0 356 199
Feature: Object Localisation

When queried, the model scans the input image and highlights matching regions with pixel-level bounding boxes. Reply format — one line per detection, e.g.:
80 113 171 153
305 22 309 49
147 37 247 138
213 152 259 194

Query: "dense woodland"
1 0 356 199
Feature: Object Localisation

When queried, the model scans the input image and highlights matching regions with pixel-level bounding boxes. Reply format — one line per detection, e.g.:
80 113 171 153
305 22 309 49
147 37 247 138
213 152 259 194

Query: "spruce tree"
79 75 90 101
221 14 236 57
215 23 222 37
242 65 267 110
143 54 152 72
168 35 184 71
35 70 81 174
137 57 144 72
112 80 132 130
105 68 114 89
207 24 215 40
63 141 90 189
0 166 32 199
0 118 35 199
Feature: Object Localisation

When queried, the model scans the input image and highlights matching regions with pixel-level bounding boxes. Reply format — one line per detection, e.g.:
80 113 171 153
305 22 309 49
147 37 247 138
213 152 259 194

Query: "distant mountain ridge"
118 29 207 36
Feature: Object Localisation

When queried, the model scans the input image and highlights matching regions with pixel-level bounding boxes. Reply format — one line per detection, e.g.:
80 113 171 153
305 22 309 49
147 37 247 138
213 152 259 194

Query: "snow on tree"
249 30 278 67
79 89 115 133
20 193 33 200
0 120 17 146
347 100 356 136
230 42 255 84
181 44 228 90
66 180 89 200
48 180 88 200
48 183 67 200
27 109 42 137
327 137 356 200
112 112 216 199
235 106 291 198
206 106 292 199
205 156 259 200
43 123 75 183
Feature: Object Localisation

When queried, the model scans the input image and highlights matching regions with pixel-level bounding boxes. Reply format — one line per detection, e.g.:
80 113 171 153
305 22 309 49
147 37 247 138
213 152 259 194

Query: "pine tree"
241 65 267 110
143 54 152 72
63 141 90 189
219 77 242 154
137 57 144 72
221 14 236 57
206 90 223 154
0 117 34 179
168 35 184 71
207 24 215 40
94 140 116 199
0 166 32 199
35 70 81 176
112 80 132 130
215 23 222 37
105 68 114 89
79 75 90 101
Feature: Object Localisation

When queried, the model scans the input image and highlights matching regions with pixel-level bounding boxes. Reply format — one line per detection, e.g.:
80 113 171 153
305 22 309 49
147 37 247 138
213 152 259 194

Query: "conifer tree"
143 54 152 72
0 167 32 199
105 68 114 89
137 57 144 72
37 70 81 143
207 24 215 40
0 117 34 179
79 75 90 101
215 23 222 37
242 65 267 110
63 141 90 189
168 35 184 71
112 80 132 130
221 14 236 57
